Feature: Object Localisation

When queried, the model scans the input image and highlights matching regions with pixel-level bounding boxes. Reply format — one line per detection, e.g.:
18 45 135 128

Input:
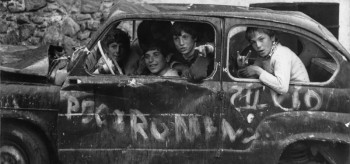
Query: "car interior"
84 20 216 78
228 26 336 82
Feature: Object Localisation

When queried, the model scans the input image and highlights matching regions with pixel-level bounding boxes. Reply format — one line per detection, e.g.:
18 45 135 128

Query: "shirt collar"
263 41 279 60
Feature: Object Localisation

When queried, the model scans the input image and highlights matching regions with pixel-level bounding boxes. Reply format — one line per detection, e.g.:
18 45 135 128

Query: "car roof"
106 2 350 60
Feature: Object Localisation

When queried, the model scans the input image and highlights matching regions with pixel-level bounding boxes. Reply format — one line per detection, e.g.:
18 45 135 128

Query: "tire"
279 141 350 164
1 123 50 164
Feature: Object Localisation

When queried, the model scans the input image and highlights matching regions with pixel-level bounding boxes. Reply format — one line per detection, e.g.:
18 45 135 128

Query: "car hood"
0 45 50 77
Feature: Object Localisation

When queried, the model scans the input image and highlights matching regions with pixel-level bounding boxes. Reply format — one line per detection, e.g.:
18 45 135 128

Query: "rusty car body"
1 2 350 164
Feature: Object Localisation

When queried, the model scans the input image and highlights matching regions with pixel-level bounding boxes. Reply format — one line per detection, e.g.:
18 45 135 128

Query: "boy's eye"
154 52 161 57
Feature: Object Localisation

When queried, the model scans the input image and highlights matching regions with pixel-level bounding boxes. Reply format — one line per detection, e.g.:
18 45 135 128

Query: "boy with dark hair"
94 29 130 74
144 44 179 77
239 27 309 94
171 22 214 81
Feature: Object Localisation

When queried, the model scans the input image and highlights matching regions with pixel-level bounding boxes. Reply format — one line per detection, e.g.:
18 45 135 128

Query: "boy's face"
248 31 275 58
173 30 196 57
144 49 167 75
107 42 126 61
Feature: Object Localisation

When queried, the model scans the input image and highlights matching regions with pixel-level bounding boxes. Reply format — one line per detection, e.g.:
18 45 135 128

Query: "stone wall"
0 0 118 55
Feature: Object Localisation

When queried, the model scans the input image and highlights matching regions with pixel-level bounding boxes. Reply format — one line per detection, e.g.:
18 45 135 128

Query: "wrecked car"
1 2 350 164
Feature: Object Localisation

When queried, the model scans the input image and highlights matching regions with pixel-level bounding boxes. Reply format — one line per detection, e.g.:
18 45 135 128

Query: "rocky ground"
0 0 121 56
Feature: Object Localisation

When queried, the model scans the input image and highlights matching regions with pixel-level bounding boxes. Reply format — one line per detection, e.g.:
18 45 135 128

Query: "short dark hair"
103 28 130 53
245 27 276 41
143 44 169 57
172 22 198 39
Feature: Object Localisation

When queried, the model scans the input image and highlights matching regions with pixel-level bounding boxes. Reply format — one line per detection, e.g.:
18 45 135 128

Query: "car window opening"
85 19 216 82
228 26 336 84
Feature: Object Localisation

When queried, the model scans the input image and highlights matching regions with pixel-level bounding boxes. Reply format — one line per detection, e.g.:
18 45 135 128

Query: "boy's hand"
195 44 214 57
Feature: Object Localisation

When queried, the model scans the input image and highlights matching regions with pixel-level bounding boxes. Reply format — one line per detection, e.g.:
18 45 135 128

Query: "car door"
219 18 350 163
57 17 228 163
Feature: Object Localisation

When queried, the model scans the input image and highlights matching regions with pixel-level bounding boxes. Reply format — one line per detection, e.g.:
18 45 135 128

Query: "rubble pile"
0 0 116 55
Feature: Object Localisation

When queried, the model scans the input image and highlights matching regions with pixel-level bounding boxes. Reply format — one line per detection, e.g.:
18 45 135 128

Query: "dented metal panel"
58 77 226 163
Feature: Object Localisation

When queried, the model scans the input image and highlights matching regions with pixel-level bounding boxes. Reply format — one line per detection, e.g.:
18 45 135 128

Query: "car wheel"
279 141 350 164
1 124 50 164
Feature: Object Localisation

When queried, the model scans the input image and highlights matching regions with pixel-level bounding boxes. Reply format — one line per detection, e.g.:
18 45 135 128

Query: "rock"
0 20 9 33
73 13 91 21
100 1 113 17
45 2 59 11
80 38 90 46
6 0 26 13
37 21 48 28
77 30 90 40
92 12 102 21
0 3 8 12
6 15 17 21
27 36 41 45
19 24 35 40
3 30 20 45
30 15 45 24
47 15 62 24
34 29 45 37
25 0 47 11
16 14 30 24
79 21 86 31
86 20 99 31
56 0 81 14
62 16 80 36
81 0 101 14
44 2 66 14
63 36 79 56
69 1 81 14
43 25 62 46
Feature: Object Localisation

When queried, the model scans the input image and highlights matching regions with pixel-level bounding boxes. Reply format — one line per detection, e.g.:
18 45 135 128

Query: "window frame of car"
224 22 342 87
83 15 222 82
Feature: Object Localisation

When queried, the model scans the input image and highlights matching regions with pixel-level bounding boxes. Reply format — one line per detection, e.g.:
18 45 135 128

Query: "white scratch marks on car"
175 114 201 142
304 90 322 111
242 133 259 144
67 95 80 119
95 103 108 127
203 116 217 141
345 122 350 128
151 119 170 142
247 113 254 124
221 119 243 142
127 79 144 87
130 109 149 140
112 109 125 132
81 99 94 124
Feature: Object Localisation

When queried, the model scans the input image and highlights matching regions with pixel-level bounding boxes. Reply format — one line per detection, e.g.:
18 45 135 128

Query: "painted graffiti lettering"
130 109 149 140
230 86 323 111
230 86 267 111
112 109 125 132
81 99 94 124
150 118 170 142
222 119 243 142
203 116 217 141
175 115 201 142
66 97 251 144
304 90 322 111
67 96 79 119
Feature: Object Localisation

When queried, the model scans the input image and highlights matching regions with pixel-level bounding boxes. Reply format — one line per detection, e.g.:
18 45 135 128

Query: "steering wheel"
97 40 116 75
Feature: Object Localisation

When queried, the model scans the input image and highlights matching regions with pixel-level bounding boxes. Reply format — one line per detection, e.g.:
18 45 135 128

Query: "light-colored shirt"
255 44 310 94
162 68 179 77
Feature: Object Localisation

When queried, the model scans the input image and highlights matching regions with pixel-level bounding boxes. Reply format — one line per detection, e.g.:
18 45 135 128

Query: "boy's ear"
271 35 276 42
